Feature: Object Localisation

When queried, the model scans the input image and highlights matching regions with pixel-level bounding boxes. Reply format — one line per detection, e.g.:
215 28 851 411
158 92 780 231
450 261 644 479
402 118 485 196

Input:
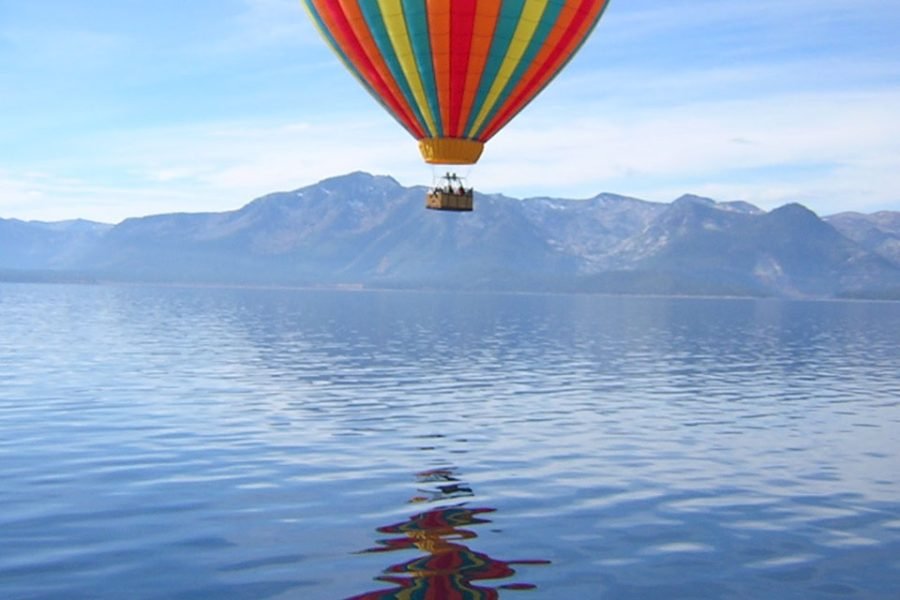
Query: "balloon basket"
426 172 474 212
425 190 473 212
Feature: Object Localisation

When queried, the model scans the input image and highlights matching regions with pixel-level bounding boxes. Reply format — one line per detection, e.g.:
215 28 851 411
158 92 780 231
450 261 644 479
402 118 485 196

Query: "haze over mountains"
3 172 900 299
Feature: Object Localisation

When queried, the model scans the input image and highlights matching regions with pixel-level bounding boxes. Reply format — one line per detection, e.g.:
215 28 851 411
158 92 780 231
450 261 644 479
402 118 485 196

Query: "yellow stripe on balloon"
377 0 438 137
467 0 549 138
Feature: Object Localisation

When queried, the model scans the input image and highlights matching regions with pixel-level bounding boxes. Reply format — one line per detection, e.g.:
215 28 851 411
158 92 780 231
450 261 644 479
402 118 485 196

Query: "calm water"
1 283 899 599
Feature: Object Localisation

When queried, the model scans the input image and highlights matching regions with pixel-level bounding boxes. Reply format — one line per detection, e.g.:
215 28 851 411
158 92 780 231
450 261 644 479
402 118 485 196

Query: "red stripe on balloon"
456 1 502 140
447 0 477 137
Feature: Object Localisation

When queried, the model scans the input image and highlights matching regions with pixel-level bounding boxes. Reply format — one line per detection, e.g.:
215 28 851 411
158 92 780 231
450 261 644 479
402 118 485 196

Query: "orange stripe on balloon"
426 0 451 136
456 1 502 140
480 0 607 142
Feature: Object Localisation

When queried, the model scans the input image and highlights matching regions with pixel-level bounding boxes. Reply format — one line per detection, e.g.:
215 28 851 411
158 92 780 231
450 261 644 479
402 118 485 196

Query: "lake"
1 283 898 599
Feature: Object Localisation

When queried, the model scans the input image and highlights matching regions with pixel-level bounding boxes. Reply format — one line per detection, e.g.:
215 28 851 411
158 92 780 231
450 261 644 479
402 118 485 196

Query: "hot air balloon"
302 0 610 211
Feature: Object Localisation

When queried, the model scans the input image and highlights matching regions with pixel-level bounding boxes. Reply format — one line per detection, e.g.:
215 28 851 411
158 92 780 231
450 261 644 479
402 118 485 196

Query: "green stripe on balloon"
401 0 444 136
462 1 526 139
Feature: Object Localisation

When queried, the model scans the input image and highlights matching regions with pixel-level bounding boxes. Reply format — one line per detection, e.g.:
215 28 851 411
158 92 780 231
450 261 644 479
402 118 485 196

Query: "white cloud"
0 115 422 222
0 170 200 223
480 87 900 214
3 81 899 223
605 0 895 40
219 0 320 51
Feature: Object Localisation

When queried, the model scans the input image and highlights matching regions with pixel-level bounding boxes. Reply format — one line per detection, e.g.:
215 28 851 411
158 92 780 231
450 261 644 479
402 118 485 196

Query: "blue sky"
1 0 899 222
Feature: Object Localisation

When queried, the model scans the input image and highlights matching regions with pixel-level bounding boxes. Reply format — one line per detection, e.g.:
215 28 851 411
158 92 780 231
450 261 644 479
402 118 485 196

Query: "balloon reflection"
347 469 549 599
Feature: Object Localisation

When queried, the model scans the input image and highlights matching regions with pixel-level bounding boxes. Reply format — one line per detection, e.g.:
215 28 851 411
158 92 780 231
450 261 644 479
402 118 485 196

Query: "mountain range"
3 171 900 299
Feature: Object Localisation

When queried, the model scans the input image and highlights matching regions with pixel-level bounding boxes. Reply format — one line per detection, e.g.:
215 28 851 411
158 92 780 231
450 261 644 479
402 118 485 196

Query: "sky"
1 0 899 223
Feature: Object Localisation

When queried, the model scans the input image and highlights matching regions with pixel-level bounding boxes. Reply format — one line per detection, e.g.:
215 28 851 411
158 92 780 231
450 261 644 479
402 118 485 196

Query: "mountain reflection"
347 469 549 600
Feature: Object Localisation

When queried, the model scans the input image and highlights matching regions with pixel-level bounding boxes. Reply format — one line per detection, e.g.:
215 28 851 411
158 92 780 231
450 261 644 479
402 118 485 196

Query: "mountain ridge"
3 172 899 299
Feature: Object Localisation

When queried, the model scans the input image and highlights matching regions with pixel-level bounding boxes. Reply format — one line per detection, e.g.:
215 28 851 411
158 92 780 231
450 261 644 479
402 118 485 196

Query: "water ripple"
1 285 899 598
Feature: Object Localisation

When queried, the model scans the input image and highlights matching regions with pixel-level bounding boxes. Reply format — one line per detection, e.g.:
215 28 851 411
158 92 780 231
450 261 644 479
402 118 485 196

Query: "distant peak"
764 203 828 230
670 194 762 215
590 192 655 205
720 200 763 215
672 194 716 207
28 218 114 232
319 171 400 188
330 170 373 182
769 202 818 217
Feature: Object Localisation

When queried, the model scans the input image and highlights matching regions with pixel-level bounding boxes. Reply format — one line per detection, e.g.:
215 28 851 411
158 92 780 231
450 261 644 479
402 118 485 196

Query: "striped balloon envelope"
302 0 610 165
